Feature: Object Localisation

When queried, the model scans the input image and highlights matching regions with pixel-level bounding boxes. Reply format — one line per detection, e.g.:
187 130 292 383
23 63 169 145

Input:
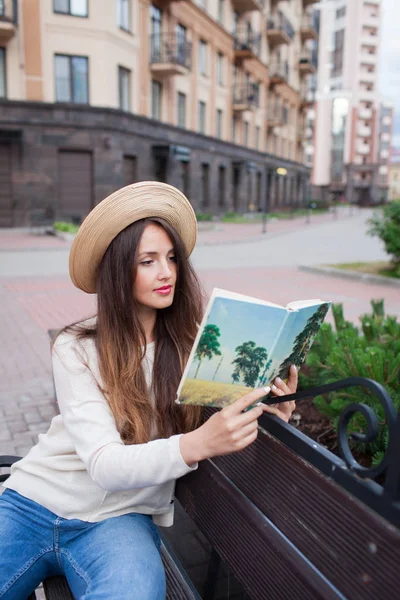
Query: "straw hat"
69 181 197 294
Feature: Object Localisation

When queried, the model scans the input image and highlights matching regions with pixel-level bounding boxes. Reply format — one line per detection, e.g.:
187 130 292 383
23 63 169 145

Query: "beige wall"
2 0 317 164
389 164 400 201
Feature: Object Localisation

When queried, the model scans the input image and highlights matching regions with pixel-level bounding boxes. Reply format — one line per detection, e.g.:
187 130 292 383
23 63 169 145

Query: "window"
231 116 237 142
177 92 186 128
118 66 131 111
218 0 224 24
244 122 249 146
216 109 223 139
201 163 209 209
0 48 5 99
282 105 288 124
176 24 187 64
216 52 224 85
331 29 344 77
152 80 162 119
335 6 346 19
123 155 137 186
117 0 131 31
255 126 260 150
54 0 88 17
198 101 206 134
55 54 88 103
199 40 207 76
218 165 226 209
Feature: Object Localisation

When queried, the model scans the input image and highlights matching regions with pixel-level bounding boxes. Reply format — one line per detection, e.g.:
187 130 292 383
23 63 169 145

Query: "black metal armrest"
0 455 22 483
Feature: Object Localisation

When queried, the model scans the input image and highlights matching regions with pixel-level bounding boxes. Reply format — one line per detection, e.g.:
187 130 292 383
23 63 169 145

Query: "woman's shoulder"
52 318 97 364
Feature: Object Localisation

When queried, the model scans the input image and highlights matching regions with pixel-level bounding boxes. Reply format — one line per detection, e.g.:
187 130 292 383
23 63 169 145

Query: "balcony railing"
233 28 261 60
232 83 260 112
232 0 264 13
300 83 316 105
149 33 192 76
266 106 283 127
266 12 295 47
269 60 289 85
298 50 317 75
0 0 18 43
300 13 318 41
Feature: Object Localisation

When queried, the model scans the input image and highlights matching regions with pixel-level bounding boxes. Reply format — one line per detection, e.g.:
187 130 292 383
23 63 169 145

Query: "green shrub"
367 201 400 263
301 300 400 464
53 221 79 234
196 213 213 222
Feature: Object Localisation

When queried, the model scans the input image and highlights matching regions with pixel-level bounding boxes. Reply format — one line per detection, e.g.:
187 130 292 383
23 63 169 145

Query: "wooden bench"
1 332 398 598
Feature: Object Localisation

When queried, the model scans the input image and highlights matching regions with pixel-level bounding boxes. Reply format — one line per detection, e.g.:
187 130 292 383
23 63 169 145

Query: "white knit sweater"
4 330 197 526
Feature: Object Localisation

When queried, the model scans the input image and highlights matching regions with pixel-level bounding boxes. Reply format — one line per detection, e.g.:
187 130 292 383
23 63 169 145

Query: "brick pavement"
0 208 398 598
0 205 356 251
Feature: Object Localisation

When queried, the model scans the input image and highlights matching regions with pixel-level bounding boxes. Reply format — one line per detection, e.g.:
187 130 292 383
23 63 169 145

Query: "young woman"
0 182 297 599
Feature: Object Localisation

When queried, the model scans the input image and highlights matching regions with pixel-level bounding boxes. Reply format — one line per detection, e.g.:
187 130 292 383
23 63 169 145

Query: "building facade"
389 148 400 202
312 0 392 206
0 0 318 227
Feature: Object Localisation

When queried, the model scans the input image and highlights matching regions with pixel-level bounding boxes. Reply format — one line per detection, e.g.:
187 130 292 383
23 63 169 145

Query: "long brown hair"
61 217 204 444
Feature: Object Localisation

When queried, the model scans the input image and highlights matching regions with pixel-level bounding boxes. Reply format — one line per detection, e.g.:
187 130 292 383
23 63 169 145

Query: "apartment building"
0 0 318 227
312 0 392 205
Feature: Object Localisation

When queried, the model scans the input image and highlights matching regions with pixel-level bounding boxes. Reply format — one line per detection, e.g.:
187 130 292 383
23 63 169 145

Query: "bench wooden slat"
199 429 400 600
176 459 344 600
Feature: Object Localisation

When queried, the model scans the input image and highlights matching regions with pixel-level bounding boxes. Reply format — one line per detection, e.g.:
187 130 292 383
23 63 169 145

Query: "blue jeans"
0 489 166 599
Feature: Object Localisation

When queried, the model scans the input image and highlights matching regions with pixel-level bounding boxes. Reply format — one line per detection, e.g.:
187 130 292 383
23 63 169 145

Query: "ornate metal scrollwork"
268 377 399 499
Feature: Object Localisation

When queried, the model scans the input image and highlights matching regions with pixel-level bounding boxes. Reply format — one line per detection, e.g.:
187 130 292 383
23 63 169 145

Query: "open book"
176 288 331 408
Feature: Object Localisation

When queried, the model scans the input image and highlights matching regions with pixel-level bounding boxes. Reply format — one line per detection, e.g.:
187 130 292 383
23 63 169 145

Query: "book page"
286 299 323 311
177 294 288 408
213 288 284 309
268 302 331 383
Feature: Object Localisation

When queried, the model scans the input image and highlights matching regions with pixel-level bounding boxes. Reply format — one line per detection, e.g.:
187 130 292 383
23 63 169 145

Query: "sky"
379 0 400 147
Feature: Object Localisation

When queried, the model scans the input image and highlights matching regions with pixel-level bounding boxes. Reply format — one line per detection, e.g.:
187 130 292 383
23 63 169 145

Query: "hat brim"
69 181 197 294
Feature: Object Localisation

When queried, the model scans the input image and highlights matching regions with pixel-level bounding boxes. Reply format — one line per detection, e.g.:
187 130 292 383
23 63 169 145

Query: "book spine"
267 310 291 366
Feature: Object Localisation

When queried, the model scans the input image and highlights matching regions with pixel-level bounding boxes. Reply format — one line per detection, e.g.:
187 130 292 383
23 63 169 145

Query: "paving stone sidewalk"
0 205 356 251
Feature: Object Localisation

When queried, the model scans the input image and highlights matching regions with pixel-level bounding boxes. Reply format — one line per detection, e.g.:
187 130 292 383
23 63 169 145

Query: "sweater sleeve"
52 334 197 492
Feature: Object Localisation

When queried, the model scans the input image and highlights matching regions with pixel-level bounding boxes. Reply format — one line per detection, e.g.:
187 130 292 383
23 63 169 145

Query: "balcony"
269 60 289 86
300 13 318 42
298 51 316 75
360 71 376 84
232 0 264 13
266 12 295 48
360 52 378 66
149 33 191 77
357 141 371 155
233 28 261 62
359 107 373 119
361 33 378 46
267 107 283 128
0 0 17 44
232 83 259 113
300 83 316 106
357 125 372 137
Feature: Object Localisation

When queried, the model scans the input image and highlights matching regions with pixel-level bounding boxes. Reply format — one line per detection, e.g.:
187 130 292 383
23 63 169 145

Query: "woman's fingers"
286 364 298 393
262 404 290 423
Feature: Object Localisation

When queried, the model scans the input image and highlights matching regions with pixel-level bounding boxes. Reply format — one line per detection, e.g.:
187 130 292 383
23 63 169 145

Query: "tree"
194 324 222 378
367 201 400 266
278 304 330 376
231 341 269 388
257 358 272 386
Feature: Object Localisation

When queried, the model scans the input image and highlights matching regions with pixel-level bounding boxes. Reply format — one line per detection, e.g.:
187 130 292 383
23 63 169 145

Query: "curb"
298 265 400 288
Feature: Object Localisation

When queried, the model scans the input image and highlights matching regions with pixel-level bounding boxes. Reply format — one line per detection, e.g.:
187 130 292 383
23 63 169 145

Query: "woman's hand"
180 386 268 465
264 364 298 423
180 365 298 466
